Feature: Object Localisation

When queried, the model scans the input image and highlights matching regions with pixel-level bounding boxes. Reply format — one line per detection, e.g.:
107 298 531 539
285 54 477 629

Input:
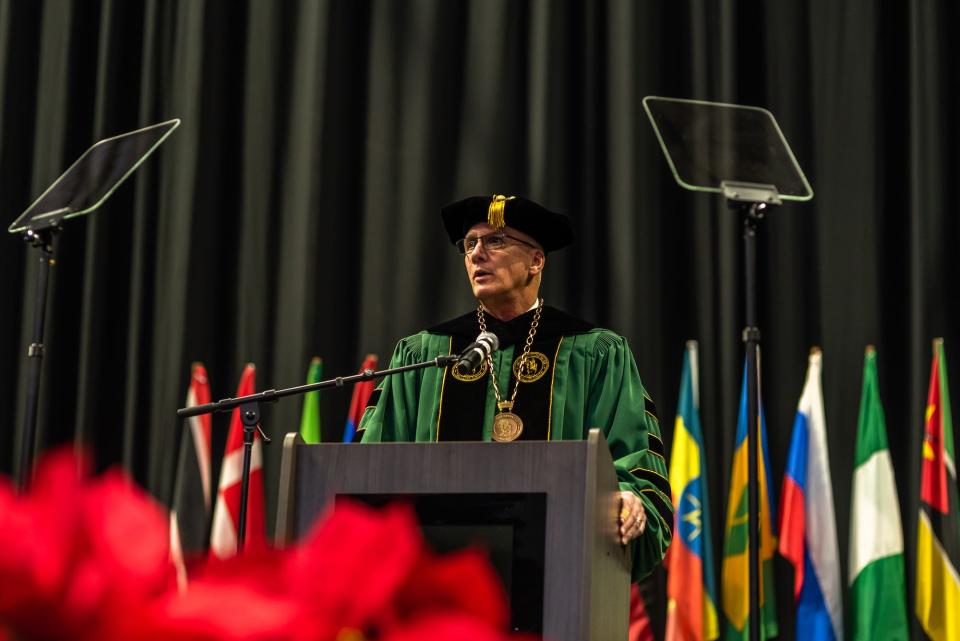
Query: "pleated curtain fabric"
1 3 959 638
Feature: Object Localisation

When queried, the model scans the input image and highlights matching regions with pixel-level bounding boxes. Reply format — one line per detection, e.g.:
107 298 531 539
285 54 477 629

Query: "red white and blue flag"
343 354 378 442
778 349 843 640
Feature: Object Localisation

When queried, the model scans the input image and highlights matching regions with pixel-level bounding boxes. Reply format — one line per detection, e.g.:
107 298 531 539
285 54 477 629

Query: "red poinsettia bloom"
0 450 531 641
393 548 508 629
0 450 173 641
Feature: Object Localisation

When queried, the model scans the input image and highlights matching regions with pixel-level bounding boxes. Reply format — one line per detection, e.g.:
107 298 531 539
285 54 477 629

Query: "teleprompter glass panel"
8 119 180 233
338 493 546 634
643 97 812 201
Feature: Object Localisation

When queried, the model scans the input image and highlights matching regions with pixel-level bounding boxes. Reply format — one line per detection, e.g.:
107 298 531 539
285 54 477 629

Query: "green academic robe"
358 306 673 580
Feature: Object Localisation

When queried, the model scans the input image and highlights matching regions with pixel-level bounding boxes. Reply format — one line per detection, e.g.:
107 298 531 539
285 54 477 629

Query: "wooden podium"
275 428 631 640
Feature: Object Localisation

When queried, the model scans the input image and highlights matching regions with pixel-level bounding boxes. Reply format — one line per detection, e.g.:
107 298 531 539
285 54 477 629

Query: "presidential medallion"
492 411 523 442
478 299 542 443
513 351 550 383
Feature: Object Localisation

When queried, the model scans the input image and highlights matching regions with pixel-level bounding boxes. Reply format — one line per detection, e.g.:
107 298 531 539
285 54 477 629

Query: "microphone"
456 331 499 373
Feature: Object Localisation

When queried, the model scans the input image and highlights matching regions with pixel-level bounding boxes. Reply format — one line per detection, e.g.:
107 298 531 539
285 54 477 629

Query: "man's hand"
618 490 647 545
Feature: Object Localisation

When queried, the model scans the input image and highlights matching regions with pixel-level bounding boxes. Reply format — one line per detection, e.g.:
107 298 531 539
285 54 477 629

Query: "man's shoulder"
537 306 596 337
424 310 478 337
425 305 597 338
569 327 630 355
390 331 451 361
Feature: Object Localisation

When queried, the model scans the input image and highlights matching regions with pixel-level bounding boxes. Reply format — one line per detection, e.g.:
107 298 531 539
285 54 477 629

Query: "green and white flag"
299 357 323 444
848 346 908 640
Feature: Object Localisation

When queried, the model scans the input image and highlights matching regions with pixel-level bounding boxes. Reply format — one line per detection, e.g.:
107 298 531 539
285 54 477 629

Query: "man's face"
463 222 543 300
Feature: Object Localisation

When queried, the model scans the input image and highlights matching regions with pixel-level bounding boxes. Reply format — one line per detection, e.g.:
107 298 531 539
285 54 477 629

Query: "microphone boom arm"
177 354 460 419
174 352 461 555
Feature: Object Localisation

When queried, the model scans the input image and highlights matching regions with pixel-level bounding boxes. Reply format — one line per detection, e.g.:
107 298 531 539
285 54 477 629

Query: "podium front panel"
276 433 630 640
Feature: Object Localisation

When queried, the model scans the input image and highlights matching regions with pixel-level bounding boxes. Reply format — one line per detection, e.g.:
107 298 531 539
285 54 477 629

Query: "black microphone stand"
177 353 460 553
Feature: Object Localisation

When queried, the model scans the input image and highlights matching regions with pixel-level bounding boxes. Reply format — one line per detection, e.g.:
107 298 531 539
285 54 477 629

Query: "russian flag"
778 349 843 640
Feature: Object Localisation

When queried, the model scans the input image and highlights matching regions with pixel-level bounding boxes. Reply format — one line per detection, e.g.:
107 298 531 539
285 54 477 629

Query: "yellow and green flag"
721 364 778 640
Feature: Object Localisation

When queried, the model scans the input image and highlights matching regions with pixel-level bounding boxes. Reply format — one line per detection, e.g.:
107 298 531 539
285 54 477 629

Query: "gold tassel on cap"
487 194 515 230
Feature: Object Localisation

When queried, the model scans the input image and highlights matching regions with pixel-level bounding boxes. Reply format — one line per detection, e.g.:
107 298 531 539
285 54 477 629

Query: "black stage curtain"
1 1 957 639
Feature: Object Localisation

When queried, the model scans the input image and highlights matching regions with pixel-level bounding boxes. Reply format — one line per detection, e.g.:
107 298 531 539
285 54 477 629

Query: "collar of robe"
427 305 595 347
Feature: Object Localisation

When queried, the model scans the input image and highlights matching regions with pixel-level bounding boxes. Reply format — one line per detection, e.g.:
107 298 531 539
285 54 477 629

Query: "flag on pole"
630 582 656 641
916 338 960 641
170 363 213 584
210 363 265 558
343 354 378 443
299 357 323 444
666 341 719 641
848 346 908 641
778 348 843 640
721 362 778 641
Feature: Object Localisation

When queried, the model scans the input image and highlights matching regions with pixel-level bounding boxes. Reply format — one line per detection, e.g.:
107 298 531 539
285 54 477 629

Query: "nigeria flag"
848 347 908 640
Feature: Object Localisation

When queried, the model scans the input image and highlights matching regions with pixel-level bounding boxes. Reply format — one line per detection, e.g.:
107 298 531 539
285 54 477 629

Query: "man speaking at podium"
357 194 672 580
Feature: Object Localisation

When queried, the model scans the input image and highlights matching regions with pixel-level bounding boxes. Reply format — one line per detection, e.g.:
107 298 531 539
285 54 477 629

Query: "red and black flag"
916 339 960 641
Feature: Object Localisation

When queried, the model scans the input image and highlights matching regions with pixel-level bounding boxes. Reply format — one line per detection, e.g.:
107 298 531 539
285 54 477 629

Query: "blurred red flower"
0 451 525 641
0 450 172 641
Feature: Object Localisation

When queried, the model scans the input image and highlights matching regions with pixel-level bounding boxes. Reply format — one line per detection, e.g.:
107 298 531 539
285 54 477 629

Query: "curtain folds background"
1 1 957 639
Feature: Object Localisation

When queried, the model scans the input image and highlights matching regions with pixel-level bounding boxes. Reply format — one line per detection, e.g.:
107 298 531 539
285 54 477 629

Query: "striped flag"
916 338 960 641
666 341 719 641
299 357 323 444
849 346 908 641
630 583 655 641
209 364 265 558
721 362 778 640
170 363 213 584
778 348 843 640
344 354 378 443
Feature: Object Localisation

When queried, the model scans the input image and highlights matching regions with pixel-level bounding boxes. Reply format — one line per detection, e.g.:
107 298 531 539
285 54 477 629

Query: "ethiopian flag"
916 338 960 641
721 364 778 640
666 341 719 641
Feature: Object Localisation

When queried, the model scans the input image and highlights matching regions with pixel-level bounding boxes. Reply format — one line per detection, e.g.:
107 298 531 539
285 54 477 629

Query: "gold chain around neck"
477 298 543 406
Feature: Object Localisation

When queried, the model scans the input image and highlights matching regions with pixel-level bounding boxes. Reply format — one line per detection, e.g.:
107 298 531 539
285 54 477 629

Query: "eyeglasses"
456 232 539 255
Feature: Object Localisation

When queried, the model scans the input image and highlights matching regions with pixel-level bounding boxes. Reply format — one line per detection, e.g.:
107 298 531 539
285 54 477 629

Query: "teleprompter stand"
644 97 813 641
176 354 460 553
7 120 180 490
